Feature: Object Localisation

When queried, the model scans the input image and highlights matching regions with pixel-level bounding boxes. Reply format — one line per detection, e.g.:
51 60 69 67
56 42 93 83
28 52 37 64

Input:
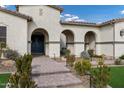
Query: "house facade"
0 5 124 58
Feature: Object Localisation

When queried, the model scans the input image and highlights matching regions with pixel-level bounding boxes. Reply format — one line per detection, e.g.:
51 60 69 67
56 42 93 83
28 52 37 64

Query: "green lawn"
109 66 124 88
0 73 11 88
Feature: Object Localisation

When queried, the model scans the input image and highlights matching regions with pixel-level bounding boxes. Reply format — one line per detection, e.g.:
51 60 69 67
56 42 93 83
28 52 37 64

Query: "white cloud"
60 15 64 18
71 15 79 20
75 19 86 22
0 5 6 7
65 18 74 21
64 14 72 17
62 13 86 22
120 10 124 14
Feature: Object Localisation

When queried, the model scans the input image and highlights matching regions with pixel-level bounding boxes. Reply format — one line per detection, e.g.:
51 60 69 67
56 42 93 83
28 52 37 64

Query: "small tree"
8 54 37 88
74 59 91 76
91 61 110 88
66 55 75 67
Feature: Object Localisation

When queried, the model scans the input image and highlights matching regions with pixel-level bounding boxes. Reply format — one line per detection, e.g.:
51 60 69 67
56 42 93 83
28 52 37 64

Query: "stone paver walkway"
32 56 86 88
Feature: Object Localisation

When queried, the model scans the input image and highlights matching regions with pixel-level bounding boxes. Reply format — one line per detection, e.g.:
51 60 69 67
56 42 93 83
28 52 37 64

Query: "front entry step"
32 56 85 88
33 73 83 88
32 70 71 76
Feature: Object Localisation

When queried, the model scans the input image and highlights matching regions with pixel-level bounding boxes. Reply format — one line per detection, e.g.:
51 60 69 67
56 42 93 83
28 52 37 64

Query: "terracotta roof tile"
61 18 124 27
47 5 63 12
60 21 98 27
0 7 32 21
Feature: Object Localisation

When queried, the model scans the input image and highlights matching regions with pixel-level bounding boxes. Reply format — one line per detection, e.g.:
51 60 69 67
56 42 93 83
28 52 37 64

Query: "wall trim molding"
96 41 124 44
29 41 124 44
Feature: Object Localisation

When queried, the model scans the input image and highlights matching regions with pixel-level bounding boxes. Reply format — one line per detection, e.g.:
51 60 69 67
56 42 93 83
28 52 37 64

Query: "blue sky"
3 5 124 23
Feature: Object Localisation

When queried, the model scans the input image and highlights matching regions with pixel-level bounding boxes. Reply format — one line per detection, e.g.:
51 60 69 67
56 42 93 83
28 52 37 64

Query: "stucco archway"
31 28 49 55
60 30 74 55
84 31 96 53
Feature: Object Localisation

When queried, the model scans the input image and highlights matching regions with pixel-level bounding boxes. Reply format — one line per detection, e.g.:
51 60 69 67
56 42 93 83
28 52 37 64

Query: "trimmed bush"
60 48 66 56
8 54 37 88
74 59 91 76
88 49 94 57
115 59 121 65
93 54 103 58
91 62 110 88
15 54 32 75
119 55 124 59
66 55 75 67
4 49 20 61
0 42 6 49
60 48 71 57
65 49 71 58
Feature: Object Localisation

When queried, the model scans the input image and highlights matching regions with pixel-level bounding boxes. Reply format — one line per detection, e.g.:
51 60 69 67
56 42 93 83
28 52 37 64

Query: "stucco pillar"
74 43 84 57
49 42 60 58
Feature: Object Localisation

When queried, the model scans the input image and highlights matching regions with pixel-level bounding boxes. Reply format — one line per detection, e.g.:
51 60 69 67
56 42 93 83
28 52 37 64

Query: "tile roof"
47 5 63 12
0 7 32 21
60 21 98 27
60 18 124 27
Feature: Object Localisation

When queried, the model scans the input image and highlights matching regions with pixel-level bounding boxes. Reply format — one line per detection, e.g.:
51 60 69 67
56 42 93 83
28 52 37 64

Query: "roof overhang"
0 7 32 21
47 5 63 12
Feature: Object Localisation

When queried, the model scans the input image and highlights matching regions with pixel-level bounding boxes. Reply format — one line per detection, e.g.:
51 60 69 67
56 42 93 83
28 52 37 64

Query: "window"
0 26 6 44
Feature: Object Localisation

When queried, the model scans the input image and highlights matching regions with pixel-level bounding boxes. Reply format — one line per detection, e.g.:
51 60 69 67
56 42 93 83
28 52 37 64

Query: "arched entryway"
31 28 49 55
84 31 96 53
60 30 74 55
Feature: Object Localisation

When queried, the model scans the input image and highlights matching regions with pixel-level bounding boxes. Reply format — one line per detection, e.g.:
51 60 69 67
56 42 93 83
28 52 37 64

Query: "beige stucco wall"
60 25 100 57
99 25 114 57
0 11 28 55
19 5 62 57
114 22 124 57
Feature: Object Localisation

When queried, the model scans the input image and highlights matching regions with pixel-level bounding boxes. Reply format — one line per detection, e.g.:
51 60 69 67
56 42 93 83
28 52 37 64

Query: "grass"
109 66 124 88
0 73 11 88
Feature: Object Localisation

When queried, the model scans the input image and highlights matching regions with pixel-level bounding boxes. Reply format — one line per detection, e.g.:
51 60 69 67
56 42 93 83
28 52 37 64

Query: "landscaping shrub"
93 54 103 59
91 62 110 88
4 49 20 61
66 55 75 67
60 48 71 57
119 55 124 59
15 54 32 75
8 54 37 88
60 48 66 56
65 49 71 58
74 59 91 76
115 59 121 65
0 42 6 49
88 49 94 57
80 51 90 59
